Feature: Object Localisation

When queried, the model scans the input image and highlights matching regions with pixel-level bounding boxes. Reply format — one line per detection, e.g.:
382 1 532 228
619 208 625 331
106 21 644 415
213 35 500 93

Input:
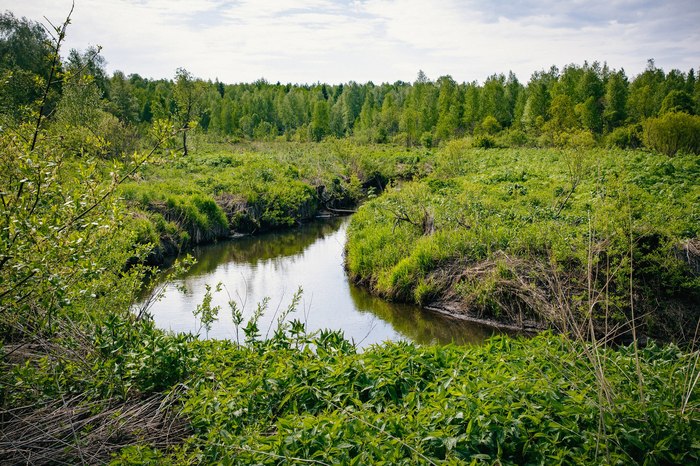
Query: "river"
140 216 502 347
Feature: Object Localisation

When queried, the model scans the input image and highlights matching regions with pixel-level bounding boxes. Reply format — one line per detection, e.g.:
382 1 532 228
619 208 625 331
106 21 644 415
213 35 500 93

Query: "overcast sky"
2 0 699 85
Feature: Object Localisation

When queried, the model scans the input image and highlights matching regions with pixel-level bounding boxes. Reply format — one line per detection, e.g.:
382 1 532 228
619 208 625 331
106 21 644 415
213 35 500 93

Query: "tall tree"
310 100 330 142
481 74 511 127
575 63 604 133
0 12 55 121
107 70 140 124
66 46 109 98
462 82 481 133
522 67 558 131
377 91 399 142
435 75 462 141
173 67 203 155
603 70 628 131
356 91 377 141
341 82 364 133
505 71 525 128
627 59 665 120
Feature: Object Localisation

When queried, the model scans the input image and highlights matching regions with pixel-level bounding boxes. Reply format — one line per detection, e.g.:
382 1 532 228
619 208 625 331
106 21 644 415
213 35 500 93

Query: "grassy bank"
346 144 700 341
120 139 430 261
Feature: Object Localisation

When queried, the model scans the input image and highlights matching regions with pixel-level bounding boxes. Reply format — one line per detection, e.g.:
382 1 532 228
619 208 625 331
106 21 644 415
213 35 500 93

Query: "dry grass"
0 390 189 465
428 252 567 331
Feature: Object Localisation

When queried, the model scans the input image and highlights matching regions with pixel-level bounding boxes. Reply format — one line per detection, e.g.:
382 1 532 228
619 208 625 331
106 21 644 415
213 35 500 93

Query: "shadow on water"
142 216 507 347
347 284 500 346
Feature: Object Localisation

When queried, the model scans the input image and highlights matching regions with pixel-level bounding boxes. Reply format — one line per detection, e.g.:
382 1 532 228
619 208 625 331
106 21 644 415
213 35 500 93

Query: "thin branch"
31 3 74 152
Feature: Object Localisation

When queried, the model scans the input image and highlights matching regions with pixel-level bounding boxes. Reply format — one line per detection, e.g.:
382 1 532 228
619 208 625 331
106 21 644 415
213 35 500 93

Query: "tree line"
2 10 699 153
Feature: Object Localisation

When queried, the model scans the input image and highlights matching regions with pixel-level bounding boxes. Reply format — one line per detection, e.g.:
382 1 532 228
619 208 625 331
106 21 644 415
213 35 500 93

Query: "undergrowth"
110 329 700 465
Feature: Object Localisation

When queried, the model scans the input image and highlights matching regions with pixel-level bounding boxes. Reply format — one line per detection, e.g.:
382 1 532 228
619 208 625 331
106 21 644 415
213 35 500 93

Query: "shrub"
606 124 643 149
643 112 700 156
472 134 497 149
480 115 502 135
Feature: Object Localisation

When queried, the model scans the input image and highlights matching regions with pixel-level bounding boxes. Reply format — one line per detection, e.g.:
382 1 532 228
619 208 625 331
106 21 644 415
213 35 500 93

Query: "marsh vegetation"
1 9 699 464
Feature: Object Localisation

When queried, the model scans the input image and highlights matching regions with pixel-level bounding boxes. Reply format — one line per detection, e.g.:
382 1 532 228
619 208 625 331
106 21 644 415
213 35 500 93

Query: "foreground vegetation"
121 332 699 465
1 9 699 465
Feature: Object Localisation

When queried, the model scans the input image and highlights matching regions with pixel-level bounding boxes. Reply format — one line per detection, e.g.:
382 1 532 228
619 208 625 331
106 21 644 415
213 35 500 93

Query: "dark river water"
141 216 502 347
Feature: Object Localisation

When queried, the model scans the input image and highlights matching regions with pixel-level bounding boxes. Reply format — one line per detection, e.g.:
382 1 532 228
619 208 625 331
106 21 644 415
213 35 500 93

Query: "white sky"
2 0 699 85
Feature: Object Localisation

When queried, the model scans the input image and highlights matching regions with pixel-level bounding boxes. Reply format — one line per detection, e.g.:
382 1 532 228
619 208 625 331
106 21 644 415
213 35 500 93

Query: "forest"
1 9 699 465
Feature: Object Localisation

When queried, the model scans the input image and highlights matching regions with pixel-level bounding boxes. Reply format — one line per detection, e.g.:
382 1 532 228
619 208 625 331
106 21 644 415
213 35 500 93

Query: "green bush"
643 112 700 155
480 115 502 135
472 134 497 148
420 131 434 148
606 124 643 149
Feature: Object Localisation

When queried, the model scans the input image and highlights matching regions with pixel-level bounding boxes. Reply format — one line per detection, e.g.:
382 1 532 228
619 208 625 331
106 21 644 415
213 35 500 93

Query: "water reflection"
347 285 497 345
142 216 502 347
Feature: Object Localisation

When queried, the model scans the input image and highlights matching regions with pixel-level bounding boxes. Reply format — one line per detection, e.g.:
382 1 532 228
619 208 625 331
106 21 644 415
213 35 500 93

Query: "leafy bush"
606 124 643 149
643 112 700 155
420 131 434 148
472 134 497 148
479 115 502 135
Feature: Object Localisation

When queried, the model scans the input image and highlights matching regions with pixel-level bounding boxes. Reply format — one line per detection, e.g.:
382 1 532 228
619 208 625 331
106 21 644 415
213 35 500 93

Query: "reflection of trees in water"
188 217 345 276
348 284 497 345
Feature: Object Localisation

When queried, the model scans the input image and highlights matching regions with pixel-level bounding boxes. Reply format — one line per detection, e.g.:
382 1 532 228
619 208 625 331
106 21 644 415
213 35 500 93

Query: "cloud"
1 0 698 84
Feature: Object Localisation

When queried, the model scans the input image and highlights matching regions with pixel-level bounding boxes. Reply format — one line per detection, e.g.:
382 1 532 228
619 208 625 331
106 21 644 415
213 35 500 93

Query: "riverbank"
121 139 427 265
346 145 700 343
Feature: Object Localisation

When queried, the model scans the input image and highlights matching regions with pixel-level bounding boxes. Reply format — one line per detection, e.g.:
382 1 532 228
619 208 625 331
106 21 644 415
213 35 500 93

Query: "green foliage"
2 11 699 464
660 89 695 115
93 314 196 396
346 146 700 338
472 134 497 148
420 130 434 148
479 115 502 135
643 112 700 155
606 124 643 149
309 100 330 142
0 11 56 121
162 333 700 465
